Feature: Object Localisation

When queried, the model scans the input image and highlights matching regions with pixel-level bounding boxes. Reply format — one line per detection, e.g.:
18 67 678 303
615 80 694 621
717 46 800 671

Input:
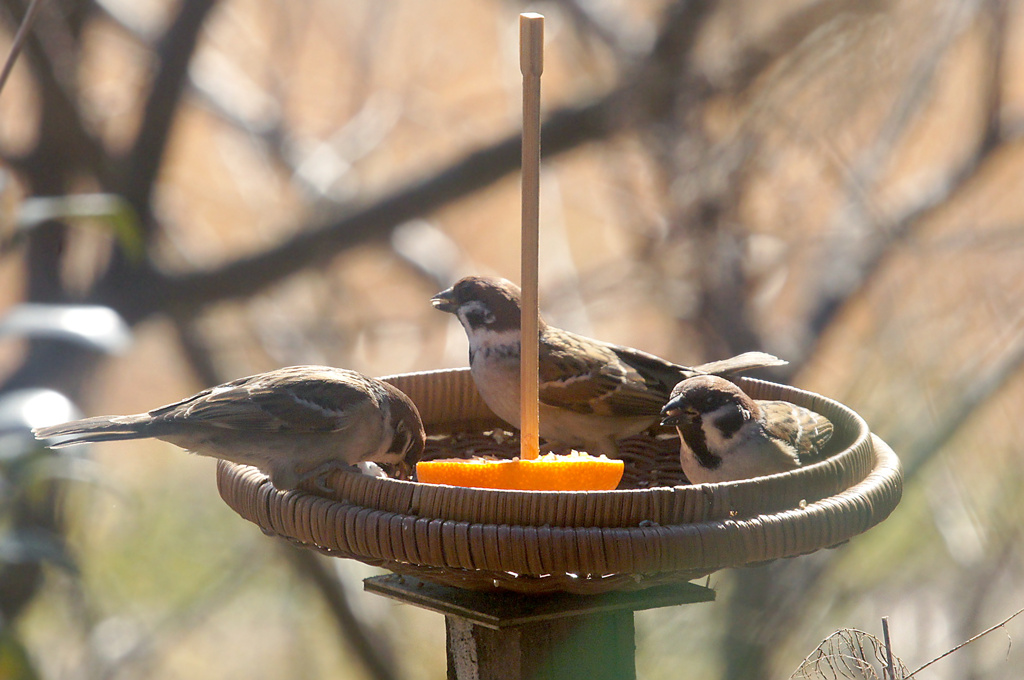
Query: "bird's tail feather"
33 415 150 448
694 351 787 376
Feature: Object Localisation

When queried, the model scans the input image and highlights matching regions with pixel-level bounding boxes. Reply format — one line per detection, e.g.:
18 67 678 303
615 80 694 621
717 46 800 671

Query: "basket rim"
313 372 873 528
214 369 902 594
215 434 901 594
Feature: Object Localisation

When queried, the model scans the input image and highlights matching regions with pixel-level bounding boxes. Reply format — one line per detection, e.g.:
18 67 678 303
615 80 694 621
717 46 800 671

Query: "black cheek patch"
677 418 722 471
713 409 745 438
465 308 492 328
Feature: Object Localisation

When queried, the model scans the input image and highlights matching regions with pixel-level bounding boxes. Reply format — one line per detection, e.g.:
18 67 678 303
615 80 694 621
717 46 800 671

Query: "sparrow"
660 374 833 484
32 366 425 489
430 275 787 457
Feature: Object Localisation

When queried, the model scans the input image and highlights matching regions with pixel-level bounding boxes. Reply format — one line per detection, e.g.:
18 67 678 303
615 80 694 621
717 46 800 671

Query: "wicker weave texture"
215 369 902 594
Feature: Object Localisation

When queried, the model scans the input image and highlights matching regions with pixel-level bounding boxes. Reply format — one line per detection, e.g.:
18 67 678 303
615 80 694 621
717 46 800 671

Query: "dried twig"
909 605 1024 677
0 0 40 96
790 627 909 680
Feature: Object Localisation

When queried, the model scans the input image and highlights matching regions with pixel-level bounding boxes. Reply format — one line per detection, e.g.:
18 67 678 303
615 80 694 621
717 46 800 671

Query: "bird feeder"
215 14 901 678
215 369 900 679
216 369 900 594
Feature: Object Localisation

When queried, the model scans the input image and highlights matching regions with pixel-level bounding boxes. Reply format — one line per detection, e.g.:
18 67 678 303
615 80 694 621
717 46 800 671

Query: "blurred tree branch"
0 0 40 94
799 0 1010 361
2 0 874 339
125 96 617 321
120 0 217 239
284 548 400 680
106 0 867 328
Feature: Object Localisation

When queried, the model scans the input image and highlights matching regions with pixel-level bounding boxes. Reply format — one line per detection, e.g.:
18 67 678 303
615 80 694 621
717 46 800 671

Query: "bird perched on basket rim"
660 374 833 484
430 275 787 457
32 366 425 489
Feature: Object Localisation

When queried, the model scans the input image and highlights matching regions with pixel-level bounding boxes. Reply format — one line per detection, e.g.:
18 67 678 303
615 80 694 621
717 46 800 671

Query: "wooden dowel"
519 13 543 461
881 617 896 680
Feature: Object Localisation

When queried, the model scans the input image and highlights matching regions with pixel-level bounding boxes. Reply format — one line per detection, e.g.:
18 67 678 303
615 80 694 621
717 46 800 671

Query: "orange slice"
416 451 624 491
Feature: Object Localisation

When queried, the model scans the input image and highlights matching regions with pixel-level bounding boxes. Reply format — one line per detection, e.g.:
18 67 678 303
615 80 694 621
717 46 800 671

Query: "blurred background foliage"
0 0 1022 678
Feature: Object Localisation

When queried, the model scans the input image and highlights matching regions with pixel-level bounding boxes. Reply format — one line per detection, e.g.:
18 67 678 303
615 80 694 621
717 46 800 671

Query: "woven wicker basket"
216 368 902 594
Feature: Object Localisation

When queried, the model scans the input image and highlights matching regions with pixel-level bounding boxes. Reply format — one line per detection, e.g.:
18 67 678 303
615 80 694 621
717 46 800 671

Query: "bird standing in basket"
660 374 833 483
33 366 425 489
431 275 787 457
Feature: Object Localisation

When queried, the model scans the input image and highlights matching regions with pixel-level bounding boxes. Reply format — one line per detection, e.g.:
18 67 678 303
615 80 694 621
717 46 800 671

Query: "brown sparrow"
431 275 787 457
660 374 833 484
32 366 425 489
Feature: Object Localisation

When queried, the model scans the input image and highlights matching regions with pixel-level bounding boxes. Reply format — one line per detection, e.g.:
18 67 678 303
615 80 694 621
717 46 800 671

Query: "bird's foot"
297 461 361 495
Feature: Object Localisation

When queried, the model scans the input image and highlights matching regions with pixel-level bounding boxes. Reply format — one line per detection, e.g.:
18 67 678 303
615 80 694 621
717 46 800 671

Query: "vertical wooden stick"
519 13 543 461
881 616 896 680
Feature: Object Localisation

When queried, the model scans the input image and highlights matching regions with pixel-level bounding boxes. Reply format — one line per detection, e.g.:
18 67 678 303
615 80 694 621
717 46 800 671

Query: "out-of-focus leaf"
0 305 132 354
0 390 115 500
15 452 109 490
16 193 143 261
0 432 40 468
0 389 79 475
0 629 40 680
0 529 77 574
0 389 81 466
0 389 80 433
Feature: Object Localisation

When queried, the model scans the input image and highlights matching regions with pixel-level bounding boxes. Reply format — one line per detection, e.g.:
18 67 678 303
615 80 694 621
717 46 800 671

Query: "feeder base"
365 574 715 679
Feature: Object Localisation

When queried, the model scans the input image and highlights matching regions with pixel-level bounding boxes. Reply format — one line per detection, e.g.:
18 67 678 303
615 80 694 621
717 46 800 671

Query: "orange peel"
415 451 624 491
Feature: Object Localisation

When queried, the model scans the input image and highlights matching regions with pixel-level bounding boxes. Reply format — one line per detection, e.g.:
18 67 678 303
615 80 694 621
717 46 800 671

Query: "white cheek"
701 405 739 449
702 421 731 451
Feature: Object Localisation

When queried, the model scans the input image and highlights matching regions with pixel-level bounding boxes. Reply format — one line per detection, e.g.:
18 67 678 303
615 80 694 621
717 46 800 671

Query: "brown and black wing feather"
34 366 376 446
538 328 673 416
150 367 372 433
539 329 788 419
759 400 834 461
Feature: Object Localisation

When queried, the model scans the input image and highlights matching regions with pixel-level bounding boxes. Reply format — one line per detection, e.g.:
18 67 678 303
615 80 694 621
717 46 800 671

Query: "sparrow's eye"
460 301 496 328
391 424 410 453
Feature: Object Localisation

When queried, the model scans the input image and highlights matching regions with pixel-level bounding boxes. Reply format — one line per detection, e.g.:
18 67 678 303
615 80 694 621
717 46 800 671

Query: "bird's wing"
596 347 788 413
758 400 834 460
148 368 375 433
537 329 674 416
691 351 787 376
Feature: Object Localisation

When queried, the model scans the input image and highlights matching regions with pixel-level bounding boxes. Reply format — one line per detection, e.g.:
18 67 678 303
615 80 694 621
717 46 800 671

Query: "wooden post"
519 12 543 461
365 574 715 680
446 610 634 680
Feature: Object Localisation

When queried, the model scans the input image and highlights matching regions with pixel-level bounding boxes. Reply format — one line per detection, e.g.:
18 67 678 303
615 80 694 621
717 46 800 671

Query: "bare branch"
796 0 1014 370
0 0 41 96
910 605 1024 677
284 547 400 680
121 0 218 236
105 0 854 328
110 94 619 323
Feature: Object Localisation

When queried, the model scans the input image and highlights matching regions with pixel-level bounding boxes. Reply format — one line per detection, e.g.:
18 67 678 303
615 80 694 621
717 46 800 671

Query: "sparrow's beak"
394 460 414 481
660 399 695 427
660 407 683 427
430 288 457 313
